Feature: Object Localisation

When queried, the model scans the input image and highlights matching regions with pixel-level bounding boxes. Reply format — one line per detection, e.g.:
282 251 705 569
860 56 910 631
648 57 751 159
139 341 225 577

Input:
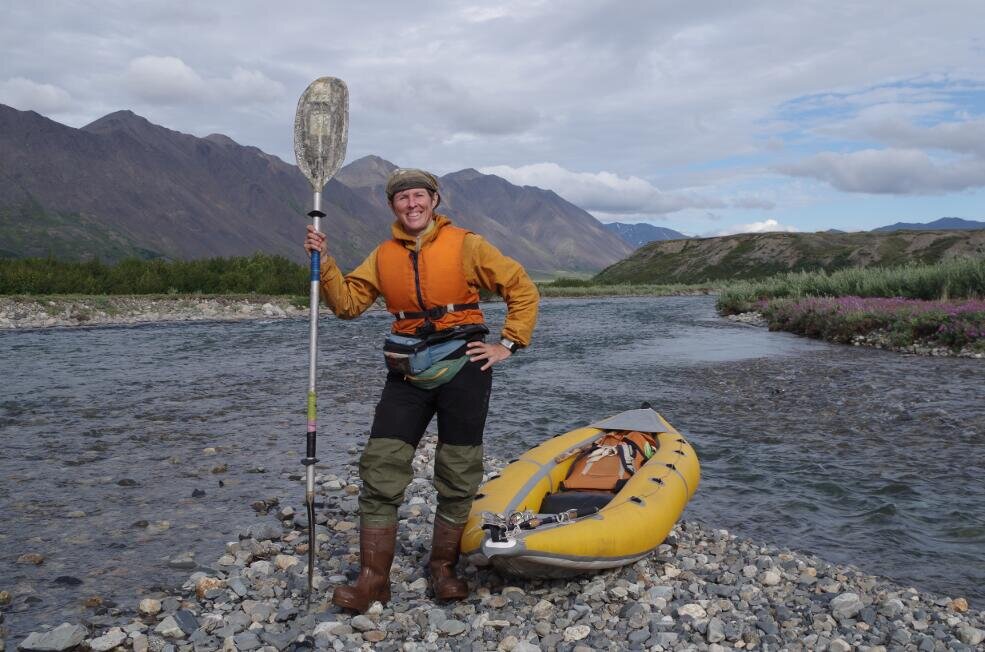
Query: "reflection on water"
2 295 983 640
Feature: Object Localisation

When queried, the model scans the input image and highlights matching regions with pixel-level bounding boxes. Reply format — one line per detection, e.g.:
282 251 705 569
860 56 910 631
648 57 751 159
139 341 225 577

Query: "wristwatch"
499 338 520 354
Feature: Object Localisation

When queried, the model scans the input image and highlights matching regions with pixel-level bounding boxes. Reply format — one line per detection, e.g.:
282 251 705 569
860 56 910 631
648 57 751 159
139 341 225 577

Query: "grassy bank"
717 257 985 313
717 258 985 353
538 277 718 297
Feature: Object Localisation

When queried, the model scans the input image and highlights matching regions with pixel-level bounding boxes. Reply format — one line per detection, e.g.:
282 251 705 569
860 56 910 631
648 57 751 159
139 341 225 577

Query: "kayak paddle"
292 76 349 598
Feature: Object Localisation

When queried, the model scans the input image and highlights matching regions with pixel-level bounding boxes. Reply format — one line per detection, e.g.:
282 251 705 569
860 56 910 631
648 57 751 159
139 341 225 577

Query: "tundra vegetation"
718 257 985 352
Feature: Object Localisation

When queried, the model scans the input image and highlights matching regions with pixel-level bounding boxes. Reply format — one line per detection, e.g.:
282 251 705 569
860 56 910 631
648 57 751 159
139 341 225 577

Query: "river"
2 295 983 641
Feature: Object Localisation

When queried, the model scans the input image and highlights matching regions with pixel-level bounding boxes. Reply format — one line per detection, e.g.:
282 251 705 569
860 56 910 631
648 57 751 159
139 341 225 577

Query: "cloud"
217 68 284 103
361 78 539 137
0 77 71 113
778 148 985 194
707 219 800 236
479 162 724 215
126 56 207 103
125 56 283 106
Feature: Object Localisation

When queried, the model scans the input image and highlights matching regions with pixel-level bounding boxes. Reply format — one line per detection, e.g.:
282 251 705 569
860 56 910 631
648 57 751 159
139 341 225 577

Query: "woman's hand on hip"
466 341 511 371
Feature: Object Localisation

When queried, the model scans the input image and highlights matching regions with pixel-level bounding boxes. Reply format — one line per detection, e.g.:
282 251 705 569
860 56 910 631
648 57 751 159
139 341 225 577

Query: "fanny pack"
383 334 465 376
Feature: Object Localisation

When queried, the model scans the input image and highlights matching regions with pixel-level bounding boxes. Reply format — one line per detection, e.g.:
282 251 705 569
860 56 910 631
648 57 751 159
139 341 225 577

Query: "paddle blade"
294 77 349 191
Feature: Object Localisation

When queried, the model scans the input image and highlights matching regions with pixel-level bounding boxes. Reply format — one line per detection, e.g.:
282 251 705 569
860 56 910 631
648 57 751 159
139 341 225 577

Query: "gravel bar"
10 438 984 652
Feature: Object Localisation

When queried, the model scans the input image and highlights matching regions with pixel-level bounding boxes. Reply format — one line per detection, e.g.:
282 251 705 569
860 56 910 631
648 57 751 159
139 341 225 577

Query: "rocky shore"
8 440 984 652
0 296 312 330
726 312 984 359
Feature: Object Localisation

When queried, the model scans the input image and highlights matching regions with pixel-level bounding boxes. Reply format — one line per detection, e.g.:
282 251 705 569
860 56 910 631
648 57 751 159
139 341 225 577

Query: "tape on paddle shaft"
310 250 320 282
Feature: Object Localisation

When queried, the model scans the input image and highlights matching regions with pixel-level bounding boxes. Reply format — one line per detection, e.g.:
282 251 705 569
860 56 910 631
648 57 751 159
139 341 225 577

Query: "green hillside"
593 229 985 285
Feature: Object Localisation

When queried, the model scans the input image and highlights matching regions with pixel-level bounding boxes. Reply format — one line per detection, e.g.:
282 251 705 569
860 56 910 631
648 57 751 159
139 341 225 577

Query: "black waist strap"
392 302 480 321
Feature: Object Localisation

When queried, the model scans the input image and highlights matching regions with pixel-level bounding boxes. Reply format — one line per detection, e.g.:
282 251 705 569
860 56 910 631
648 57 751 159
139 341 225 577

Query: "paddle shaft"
304 190 325 593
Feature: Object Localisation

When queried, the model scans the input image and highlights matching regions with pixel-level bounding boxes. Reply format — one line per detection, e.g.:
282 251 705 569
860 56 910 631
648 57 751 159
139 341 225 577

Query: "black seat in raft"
539 490 615 515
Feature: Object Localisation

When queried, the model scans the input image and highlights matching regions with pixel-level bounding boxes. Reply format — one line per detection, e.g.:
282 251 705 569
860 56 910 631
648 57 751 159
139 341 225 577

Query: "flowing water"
2 296 983 641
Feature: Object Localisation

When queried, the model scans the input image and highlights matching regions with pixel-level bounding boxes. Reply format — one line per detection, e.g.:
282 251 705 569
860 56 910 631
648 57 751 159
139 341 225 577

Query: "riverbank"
10 439 984 652
0 296 311 329
726 307 985 359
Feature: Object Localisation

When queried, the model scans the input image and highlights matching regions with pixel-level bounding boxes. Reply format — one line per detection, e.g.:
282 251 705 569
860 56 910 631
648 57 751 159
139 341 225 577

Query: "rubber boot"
428 518 469 601
331 523 397 613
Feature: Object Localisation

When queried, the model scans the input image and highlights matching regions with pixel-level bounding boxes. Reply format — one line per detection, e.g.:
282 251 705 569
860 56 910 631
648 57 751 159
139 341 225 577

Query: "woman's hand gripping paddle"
293 76 348 599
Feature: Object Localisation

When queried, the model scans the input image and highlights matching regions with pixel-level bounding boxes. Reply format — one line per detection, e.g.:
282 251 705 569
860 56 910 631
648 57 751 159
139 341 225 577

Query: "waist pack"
560 430 659 493
383 333 465 376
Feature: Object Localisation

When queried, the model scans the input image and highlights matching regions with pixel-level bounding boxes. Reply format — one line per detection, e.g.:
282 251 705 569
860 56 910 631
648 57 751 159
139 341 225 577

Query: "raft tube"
461 408 700 578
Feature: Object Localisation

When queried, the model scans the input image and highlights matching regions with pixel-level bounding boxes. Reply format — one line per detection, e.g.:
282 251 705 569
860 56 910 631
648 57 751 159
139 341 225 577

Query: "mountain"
603 222 688 248
594 229 985 285
872 217 985 232
0 105 388 269
0 105 631 275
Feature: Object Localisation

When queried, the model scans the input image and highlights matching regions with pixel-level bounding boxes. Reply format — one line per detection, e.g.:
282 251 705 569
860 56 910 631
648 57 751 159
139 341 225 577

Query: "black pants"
370 357 492 446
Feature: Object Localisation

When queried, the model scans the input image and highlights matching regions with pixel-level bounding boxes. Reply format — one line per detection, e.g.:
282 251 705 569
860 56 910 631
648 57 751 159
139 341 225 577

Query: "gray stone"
438 619 467 636
168 552 196 569
19 623 88 651
350 615 375 632
227 577 248 597
956 623 985 646
706 617 726 643
232 631 262 651
88 628 127 651
830 592 863 620
427 609 448 628
241 520 281 541
154 616 185 639
173 610 199 636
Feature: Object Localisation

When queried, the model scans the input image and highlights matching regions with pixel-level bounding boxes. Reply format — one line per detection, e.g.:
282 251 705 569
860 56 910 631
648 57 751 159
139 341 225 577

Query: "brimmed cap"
386 168 440 205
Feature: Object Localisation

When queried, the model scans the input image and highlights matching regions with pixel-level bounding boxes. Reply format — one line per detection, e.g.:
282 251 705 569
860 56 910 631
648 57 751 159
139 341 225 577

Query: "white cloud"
479 162 724 215
0 77 71 113
126 55 207 103
778 148 985 194
707 219 800 236
125 56 283 106
217 68 284 102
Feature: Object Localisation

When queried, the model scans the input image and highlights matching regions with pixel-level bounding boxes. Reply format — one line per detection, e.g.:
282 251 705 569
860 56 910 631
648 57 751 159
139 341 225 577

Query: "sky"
2 0 984 236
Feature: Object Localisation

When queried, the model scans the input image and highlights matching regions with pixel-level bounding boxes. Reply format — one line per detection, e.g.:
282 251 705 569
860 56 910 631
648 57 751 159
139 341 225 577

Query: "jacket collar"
390 213 452 247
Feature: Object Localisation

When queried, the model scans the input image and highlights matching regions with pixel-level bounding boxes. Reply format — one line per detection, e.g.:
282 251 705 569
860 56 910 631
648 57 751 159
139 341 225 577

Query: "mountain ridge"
0 105 631 275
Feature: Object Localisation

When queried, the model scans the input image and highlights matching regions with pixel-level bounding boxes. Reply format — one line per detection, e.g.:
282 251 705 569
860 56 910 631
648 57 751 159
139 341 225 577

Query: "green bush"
0 254 309 295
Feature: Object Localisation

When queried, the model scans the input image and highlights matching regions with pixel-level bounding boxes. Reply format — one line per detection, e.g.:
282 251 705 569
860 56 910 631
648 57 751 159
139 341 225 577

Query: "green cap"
386 168 441 206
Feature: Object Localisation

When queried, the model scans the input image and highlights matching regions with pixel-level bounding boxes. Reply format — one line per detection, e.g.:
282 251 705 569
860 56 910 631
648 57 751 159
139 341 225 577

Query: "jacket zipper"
409 236 428 319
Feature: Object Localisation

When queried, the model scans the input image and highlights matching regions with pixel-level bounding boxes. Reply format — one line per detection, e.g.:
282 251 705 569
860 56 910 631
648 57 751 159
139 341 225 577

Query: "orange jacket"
318 214 539 346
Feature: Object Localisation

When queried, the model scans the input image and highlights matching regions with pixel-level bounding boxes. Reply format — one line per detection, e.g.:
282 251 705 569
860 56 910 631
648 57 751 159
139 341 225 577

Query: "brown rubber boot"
331 523 397 613
428 518 469 601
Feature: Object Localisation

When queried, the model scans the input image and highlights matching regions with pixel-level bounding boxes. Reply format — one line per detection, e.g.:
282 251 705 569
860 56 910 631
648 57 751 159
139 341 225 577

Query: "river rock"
167 552 196 569
87 627 126 651
957 623 985 646
563 625 590 641
274 554 299 571
194 576 224 599
138 598 162 615
154 615 185 639
830 592 863 619
438 619 467 636
16 553 44 565
19 623 87 651
678 603 707 619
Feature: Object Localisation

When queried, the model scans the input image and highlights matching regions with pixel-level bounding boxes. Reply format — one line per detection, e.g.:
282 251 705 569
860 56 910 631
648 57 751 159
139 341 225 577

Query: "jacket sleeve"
318 248 381 319
463 234 539 347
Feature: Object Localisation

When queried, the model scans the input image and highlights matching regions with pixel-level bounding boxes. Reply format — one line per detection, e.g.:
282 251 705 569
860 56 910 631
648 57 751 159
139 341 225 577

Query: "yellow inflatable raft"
461 408 700 578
